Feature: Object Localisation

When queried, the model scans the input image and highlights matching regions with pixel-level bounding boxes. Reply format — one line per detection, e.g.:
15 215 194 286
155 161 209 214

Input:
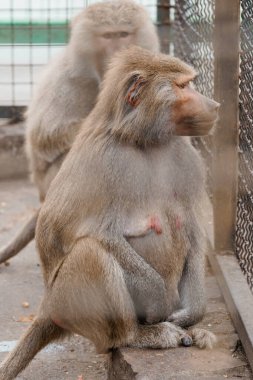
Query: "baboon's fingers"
132 322 192 349
0 210 39 265
190 328 217 349
0 317 66 380
168 307 205 328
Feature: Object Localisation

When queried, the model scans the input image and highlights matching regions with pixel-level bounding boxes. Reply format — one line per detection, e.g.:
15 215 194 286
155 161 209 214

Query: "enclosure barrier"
173 0 214 192
236 0 253 292
173 0 253 370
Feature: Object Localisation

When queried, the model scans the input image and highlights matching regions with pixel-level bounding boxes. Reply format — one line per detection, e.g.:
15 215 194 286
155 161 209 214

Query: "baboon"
0 0 160 265
0 47 219 380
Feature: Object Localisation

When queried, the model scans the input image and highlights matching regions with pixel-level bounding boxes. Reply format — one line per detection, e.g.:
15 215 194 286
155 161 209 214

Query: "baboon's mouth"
175 115 218 136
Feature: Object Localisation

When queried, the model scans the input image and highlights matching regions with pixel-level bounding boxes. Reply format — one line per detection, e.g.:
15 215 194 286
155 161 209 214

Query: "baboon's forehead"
84 2 146 27
157 58 196 78
124 57 196 79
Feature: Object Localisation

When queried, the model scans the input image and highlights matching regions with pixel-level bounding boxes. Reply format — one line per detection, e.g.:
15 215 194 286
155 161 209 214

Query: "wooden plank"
208 252 253 372
212 0 240 252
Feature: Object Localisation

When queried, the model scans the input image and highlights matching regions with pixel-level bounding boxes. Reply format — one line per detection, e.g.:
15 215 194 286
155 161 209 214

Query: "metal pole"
212 0 240 253
157 0 172 54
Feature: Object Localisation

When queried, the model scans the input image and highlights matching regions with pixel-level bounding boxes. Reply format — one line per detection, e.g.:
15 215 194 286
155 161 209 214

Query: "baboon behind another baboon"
0 0 160 264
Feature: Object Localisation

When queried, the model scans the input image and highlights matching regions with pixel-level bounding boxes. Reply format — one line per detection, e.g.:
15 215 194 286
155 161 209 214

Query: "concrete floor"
0 179 252 379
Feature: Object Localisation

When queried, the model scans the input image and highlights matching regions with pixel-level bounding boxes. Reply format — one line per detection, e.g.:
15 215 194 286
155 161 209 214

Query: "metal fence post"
157 0 172 53
210 1 253 370
212 0 240 254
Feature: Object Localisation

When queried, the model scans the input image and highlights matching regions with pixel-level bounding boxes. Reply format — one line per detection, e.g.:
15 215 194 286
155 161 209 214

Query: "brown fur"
0 0 160 265
0 47 219 379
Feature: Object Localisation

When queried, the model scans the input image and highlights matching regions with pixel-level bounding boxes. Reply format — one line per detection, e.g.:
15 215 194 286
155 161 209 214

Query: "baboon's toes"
159 322 188 348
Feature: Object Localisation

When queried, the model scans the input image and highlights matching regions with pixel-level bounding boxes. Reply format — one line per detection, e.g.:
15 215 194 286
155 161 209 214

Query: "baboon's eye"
177 81 189 89
120 31 129 38
103 32 112 39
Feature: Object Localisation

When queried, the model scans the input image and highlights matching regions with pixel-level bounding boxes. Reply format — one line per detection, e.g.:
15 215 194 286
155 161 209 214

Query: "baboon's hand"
168 307 205 328
129 270 169 325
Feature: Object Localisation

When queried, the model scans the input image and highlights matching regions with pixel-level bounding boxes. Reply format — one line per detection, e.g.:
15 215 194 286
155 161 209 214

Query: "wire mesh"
236 0 253 291
172 0 253 291
0 0 87 108
0 0 157 110
172 0 215 192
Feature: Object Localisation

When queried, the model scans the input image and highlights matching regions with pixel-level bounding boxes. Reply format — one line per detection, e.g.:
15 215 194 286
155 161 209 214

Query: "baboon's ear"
126 74 147 107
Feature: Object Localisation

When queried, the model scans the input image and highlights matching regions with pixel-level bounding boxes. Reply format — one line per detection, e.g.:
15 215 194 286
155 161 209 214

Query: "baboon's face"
102 49 220 146
92 28 137 79
123 71 220 138
172 80 220 136
96 29 135 57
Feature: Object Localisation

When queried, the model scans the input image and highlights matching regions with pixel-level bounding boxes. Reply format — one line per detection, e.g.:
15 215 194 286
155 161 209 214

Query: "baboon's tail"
0 317 66 380
0 209 39 264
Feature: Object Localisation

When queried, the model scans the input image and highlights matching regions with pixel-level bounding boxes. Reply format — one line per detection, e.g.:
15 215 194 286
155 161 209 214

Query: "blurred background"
0 0 253 373
0 0 158 107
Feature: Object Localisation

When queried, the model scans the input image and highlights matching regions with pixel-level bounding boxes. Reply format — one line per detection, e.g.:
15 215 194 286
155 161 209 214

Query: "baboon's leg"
167 242 217 348
168 243 206 327
0 210 38 264
47 238 138 353
48 238 191 352
0 317 66 380
0 237 196 380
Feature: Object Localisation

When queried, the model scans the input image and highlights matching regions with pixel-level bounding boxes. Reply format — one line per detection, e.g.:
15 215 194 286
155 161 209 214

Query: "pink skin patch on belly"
149 215 163 234
175 215 182 230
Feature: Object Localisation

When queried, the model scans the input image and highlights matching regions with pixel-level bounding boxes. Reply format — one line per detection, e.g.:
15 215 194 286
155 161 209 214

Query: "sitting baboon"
0 47 219 380
0 0 160 264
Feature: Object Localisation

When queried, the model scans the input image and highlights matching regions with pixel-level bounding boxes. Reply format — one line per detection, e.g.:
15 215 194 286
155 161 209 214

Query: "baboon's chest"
124 203 190 282
115 148 192 280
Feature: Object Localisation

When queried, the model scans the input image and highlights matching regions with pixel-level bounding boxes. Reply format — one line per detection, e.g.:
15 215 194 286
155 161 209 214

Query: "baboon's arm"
168 249 206 327
102 236 168 324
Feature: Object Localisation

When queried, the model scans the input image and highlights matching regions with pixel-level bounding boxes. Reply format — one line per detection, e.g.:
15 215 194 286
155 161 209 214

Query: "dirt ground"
0 179 252 379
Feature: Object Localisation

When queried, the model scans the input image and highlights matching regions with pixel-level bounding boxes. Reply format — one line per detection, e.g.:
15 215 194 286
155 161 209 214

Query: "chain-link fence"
172 0 253 292
172 0 215 192
236 0 253 291
0 0 88 114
